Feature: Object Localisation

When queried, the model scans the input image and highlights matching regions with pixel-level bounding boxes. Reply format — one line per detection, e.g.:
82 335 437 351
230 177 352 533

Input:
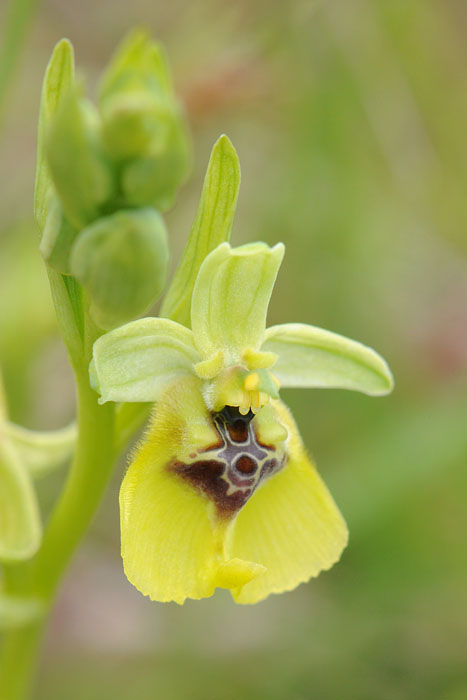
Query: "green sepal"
91 318 200 403
191 242 284 364
262 323 394 396
34 38 75 234
39 196 79 273
0 438 41 562
0 595 44 630
46 90 114 230
161 135 241 326
70 209 169 330
3 422 76 479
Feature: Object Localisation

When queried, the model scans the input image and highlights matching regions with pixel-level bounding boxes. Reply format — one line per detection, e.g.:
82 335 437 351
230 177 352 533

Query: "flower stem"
31 371 115 601
0 280 116 699
0 620 43 700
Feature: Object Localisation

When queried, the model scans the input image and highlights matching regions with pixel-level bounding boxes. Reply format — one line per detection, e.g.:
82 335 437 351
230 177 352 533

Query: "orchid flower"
91 241 393 604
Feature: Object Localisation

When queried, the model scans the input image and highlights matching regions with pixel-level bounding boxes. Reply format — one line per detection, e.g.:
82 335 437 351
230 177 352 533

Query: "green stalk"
0 276 116 699
0 622 44 700
32 366 115 600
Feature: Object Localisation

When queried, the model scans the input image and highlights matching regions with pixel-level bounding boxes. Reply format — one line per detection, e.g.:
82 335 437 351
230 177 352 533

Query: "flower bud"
46 90 115 230
121 122 189 210
98 31 190 209
70 209 169 330
100 92 173 161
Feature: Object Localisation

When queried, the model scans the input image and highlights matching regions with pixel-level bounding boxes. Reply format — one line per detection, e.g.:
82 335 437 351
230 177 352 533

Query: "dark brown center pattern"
171 405 285 519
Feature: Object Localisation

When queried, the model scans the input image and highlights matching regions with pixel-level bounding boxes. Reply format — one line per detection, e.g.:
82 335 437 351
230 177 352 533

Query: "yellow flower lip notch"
92 240 394 605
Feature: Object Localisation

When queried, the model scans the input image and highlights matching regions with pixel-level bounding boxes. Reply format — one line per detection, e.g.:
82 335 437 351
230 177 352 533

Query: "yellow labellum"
119 376 348 604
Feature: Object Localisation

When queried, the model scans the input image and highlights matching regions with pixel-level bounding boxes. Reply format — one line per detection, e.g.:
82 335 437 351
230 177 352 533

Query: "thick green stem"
32 374 114 599
0 295 116 699
0 621 43 700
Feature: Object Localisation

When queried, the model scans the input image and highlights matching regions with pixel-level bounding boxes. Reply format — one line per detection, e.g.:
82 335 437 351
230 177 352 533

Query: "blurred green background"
1 0 467 698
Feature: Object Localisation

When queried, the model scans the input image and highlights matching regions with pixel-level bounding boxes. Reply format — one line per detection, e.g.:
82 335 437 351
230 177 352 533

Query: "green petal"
0 439 41 562
3 422 76 479
191 242 284 364
34 39 75 234
91 318 200 403
262 323 394 396
161 135 241 326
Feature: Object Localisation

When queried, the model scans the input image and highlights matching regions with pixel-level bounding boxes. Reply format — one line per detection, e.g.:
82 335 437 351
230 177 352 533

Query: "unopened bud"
100 91 174 161
121 122 189 211
70 209 169 330
98 31 190 208
46 90 114 230
99 30 171 106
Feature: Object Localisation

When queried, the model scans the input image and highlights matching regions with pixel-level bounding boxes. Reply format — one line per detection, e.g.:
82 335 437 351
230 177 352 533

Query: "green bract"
161 135 241 326
91 242 394 408
39 196 79 274
34 39 75 235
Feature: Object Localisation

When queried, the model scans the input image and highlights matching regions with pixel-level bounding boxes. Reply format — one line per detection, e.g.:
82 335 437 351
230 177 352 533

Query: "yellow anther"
251 391 261 412
239 392 251 415
244 372 260 392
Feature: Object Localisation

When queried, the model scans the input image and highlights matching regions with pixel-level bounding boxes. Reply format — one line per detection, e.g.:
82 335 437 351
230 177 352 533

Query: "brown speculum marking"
171 405 285 519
